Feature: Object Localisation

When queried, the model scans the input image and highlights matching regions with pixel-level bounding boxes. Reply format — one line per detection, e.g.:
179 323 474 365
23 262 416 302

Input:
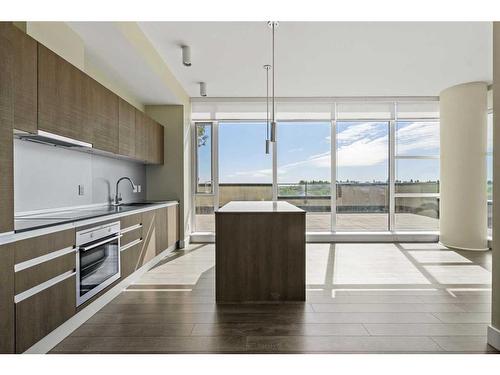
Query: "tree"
197 126 209 148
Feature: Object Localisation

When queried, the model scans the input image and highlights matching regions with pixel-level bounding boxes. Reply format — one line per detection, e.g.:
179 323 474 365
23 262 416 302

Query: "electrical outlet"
78 184 85 196
137 185 142 193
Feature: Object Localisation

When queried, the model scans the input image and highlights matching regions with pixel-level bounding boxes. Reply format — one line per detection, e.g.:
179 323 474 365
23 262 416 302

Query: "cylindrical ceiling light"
264 65 271 154
199 82 207 97
268 21 279 143
181 45 191 66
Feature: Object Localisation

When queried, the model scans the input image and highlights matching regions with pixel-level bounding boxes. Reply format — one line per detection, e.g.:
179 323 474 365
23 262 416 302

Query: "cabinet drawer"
15 273 76 353
121 225 142 247
13 229 75 264
120 240 143 279
120 212 142 230
15 252 75 294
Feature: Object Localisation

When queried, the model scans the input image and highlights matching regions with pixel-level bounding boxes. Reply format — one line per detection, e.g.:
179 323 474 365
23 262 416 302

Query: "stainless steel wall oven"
76 221 121 306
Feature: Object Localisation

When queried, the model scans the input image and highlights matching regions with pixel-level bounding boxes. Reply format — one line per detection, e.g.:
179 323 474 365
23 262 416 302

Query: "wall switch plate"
78 184 84 196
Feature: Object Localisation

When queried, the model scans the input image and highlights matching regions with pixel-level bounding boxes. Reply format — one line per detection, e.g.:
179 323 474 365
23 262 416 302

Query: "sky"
198 120 443 184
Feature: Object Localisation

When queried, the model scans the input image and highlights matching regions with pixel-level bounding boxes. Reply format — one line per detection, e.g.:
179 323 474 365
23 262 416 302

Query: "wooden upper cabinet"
145 117 164 165
89 78 118 154
154 121 164 164
1 24 37 134
0 24 15 234
134 109 147 162
118 98 136 158
38 44 92 144
146 117 156 164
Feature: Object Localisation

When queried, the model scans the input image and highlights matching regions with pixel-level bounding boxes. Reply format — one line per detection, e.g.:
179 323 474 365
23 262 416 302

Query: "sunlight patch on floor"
332 244 431 285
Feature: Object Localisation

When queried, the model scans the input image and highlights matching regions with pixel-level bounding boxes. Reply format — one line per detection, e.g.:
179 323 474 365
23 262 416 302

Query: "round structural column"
440 82 488 250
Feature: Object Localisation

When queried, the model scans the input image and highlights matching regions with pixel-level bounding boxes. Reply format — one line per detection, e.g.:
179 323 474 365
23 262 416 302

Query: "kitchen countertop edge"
0 201 179 246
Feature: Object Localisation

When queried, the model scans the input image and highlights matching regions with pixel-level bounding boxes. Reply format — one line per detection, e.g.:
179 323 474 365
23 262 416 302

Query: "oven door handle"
78 234 122 252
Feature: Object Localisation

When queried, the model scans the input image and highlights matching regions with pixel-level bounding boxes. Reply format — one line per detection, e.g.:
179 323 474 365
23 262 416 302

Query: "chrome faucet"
112 177 138 206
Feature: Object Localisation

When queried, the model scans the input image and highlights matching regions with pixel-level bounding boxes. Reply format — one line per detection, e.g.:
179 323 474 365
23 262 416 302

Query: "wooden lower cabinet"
0 244 15 353
155 207 168 255
15 274 76 353
167 205 179 247
140 210 157 265
120 241 143 279
14 228 75 264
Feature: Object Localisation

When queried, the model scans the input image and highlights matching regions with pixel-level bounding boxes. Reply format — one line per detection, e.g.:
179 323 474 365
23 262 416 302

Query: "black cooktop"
14 202 163 233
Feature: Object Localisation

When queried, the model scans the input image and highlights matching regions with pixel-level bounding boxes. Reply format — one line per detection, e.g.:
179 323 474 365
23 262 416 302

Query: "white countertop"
217 201 305 213
0 201 179 246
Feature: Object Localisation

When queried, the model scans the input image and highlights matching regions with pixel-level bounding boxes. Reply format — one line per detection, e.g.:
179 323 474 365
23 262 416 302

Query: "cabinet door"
139 210 156 265
38 44 92 144
0 23 37 134
146 117 156 163
0 25 14 234
167 205 179 247
118 98 136 158
134 109 147 162
89 78 118 153
155 121 164 164
155 207 168 254
0 244 14 353
15 274 76 353
120 241 142 279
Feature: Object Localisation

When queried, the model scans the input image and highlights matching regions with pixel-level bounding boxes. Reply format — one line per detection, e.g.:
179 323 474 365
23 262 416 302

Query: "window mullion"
389 120 396 231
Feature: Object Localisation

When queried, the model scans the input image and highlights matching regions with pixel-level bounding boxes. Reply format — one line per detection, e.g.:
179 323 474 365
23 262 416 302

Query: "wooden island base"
215 201 306 303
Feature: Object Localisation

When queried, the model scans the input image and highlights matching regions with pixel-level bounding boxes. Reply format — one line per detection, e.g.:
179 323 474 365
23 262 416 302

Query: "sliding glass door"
192 100 440 234
277 121 332 232
218 121 272 208
336 121 389 231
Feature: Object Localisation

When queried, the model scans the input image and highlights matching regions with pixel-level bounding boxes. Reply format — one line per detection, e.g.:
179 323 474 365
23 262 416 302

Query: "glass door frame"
191 101 440 235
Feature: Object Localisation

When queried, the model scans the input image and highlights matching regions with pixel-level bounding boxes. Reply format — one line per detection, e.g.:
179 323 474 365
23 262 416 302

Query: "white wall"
14 139 146 213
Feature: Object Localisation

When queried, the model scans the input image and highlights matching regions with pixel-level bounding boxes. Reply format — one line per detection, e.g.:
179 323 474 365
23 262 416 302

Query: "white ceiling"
69 22 492 103
68 22 181 104
139 22 492 98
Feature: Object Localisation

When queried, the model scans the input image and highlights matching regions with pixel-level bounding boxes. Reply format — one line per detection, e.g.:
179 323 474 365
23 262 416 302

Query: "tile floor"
51 242 497 354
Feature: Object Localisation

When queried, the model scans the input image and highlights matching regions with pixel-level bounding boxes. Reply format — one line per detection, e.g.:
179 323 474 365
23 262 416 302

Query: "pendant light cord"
272 23 275 124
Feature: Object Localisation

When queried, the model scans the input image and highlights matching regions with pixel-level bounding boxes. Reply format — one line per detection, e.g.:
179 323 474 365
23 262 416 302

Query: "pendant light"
268 21 278 143
264 64 271 154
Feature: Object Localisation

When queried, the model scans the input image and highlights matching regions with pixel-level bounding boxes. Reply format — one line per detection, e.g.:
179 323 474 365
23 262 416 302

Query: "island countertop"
217 200 305 213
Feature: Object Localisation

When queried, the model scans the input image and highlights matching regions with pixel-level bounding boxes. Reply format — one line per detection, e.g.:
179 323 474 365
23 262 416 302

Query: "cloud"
396 121 439 155
222 121 439 182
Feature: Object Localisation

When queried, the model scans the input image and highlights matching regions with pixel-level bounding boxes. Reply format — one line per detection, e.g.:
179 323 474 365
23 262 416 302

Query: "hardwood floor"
51 243 498 354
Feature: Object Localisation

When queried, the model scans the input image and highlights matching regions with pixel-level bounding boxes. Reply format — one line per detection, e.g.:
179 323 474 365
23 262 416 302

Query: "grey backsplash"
14 138 146 213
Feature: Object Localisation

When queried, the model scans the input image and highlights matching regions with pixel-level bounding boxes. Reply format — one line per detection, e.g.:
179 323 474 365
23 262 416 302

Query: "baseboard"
23 243 178 354
179 236 190 248
488 325 500 350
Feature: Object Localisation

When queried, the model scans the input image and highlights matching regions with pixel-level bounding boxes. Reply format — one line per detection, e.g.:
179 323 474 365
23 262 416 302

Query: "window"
195 123 213 194
336 121 389 231
487 111 493 238
191 100 441 235
394 120 439 231
194 122 214 232
218 122 272 207
278 121 331 232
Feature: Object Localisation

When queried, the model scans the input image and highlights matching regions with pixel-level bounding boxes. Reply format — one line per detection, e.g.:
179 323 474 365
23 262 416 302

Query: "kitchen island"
215 201 306 303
